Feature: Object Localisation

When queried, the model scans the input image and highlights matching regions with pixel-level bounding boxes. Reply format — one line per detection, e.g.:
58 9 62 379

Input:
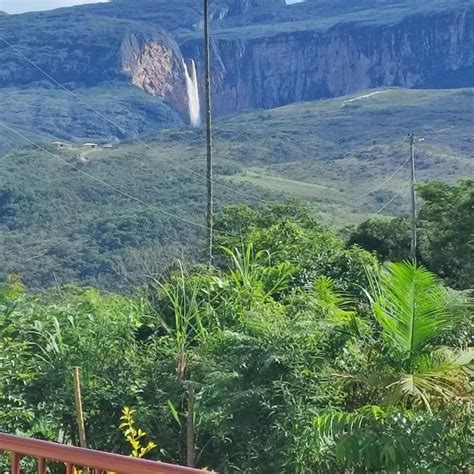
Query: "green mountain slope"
0 87 472 289
0 83 181 146
218 87 473 224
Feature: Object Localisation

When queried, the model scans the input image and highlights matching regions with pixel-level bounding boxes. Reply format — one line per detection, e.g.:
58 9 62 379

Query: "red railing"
0 433 204 474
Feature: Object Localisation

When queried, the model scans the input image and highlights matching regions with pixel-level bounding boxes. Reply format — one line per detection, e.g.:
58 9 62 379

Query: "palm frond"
314 405 386 439
366 261 461 362
386 348 473 411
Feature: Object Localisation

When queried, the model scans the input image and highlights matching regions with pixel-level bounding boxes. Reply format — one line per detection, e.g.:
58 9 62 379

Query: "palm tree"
314 261 472 470
364 260 472 411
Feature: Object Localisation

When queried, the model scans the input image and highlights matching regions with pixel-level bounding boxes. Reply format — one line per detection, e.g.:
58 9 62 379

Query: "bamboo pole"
73 366 87 449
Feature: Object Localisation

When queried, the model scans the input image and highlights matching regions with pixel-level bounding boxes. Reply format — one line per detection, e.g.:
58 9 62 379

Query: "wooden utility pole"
408 133 424 263
186 383 195 467
204 0 214 266
408 133 417 262
72 367 87 449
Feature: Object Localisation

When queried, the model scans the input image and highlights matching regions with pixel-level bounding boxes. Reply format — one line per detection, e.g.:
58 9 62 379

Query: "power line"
354 155 411 201
0 35 267 204
0 122 421 247
430 125 456 135
2 118 415 238
372 180 411 216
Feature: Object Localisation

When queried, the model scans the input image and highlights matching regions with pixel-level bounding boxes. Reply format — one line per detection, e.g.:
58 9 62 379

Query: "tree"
347 217 411 262
1 202 472 473
418 180 474 289
216 201 377 294
364 261 472 409
350 180 474 289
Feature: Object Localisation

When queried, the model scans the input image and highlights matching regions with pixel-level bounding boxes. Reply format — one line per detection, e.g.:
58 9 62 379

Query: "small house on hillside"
83 143 98 149
52 141 71 149
103 144 113 149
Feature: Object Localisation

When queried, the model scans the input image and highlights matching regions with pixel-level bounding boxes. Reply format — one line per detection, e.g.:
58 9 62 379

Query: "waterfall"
183 59 201 127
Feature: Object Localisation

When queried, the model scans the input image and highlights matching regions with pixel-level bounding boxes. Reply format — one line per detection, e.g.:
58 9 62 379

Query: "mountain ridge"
0 0 472 142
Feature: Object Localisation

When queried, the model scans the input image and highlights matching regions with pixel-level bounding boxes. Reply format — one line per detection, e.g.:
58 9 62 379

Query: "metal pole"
204 0 213 266
409 133 417 262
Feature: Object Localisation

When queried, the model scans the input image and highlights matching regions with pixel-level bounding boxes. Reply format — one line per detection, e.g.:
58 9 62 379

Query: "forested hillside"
1 88 472 289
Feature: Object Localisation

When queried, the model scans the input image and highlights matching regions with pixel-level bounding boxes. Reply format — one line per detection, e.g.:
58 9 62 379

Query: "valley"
0 0 472 288
0 86 472 288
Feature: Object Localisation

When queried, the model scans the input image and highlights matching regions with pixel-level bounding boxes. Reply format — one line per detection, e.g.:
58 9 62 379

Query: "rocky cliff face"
0 10 190 120
182 4 474 116
217 0 285 17
0 0 473 134
122 36 187 115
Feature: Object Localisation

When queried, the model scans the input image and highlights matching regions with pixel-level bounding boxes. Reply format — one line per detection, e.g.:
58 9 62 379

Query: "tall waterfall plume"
183 59 201 127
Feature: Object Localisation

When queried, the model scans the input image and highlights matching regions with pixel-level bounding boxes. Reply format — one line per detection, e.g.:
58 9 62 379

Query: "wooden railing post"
187 384 195 467
37 458 46 474
11 452 20 474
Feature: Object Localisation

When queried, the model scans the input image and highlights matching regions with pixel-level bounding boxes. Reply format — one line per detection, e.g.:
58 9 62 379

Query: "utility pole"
204 0 213 266
408 133 424 263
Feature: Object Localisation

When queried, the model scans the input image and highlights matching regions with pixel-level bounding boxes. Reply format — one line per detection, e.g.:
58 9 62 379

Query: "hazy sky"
1 0 109 14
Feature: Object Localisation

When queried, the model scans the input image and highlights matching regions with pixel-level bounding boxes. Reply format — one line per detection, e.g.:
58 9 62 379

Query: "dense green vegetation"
1 89 473 289
0 139 272 289
0 202 471 472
